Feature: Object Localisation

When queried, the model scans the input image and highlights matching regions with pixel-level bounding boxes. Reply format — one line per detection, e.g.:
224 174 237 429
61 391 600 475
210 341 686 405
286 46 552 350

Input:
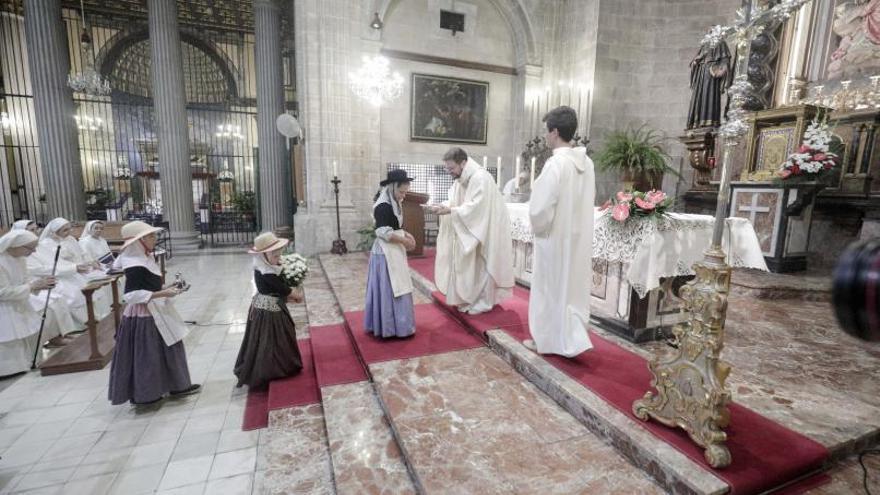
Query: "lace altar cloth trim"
506 206 768 298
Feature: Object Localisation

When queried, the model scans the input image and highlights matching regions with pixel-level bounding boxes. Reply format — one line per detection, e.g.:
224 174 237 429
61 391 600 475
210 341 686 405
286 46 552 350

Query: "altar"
506 203 768 342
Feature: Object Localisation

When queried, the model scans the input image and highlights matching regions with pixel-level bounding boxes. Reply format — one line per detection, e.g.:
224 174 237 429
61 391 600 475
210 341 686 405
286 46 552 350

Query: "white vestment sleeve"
529 160 561 237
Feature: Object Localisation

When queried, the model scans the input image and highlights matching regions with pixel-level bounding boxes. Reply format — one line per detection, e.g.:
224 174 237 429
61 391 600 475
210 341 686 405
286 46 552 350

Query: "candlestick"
482 156 487 169
530 157 536 189
496 156 502 185
515 156 521 193
332 160 338 178
330 175 347 255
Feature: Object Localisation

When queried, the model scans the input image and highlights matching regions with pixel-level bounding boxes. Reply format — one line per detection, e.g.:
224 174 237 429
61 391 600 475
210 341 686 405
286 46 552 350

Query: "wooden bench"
39 275 124 376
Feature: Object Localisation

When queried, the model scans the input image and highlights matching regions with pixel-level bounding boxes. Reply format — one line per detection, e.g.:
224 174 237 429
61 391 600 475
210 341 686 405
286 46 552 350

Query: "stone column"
147 0 198 245
254 0 289 233
23 0 86 221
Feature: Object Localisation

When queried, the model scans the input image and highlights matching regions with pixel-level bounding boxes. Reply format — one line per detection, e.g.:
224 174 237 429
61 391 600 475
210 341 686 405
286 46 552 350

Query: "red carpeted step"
267 338 320 411
344 303 483 364
310 324 368 387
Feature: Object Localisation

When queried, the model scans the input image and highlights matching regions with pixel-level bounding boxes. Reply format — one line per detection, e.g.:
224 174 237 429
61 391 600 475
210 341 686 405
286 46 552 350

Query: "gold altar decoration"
633 0 813 468
633 247 733 467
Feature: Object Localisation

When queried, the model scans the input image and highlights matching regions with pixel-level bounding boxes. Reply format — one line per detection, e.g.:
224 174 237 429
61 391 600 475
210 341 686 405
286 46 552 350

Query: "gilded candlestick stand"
330 176 347 255
632 0 813 468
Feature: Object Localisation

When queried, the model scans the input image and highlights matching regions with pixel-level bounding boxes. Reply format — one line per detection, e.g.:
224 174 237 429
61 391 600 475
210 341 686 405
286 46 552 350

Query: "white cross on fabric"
738 194 771 225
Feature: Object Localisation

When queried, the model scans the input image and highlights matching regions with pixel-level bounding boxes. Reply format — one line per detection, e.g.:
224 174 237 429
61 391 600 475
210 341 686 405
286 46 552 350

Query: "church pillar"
254 0 290 233
147 0 198 245
23 0 86 221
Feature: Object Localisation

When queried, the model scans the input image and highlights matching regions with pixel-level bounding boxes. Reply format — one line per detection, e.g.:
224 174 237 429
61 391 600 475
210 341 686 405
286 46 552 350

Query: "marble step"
730 268 831 301
369 347 669 494
486 330 727 495
320 381 416 494
255 404 336 495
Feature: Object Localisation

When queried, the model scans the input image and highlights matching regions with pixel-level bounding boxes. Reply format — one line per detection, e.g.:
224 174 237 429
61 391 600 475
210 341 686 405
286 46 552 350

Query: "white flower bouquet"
279 253 309 287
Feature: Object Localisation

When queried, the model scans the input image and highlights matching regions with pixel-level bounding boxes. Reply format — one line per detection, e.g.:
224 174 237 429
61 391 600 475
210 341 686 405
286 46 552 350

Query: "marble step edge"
320 381 421 495
369 379 429 495
486 330 728 495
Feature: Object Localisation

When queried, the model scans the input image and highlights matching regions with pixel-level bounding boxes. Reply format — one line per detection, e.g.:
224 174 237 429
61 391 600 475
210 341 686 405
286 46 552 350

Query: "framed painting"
410 73 489 144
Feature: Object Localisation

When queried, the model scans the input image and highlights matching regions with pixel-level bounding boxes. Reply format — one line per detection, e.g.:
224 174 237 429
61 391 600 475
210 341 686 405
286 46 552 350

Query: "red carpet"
413 250 829 495
241 338 321 431
310 324 368 387
344 303 483 364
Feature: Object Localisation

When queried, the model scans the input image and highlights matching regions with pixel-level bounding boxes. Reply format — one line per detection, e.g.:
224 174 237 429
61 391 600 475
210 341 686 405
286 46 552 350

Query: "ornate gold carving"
633 249 733 468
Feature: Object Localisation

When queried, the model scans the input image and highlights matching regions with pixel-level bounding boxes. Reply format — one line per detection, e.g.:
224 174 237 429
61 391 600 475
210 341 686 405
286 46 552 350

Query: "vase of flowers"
601 189 673 223
776 118 841 186
280 253 309 287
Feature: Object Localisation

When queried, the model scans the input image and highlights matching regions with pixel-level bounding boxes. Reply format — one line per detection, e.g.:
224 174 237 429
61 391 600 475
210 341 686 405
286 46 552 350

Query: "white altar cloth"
506 203 768 298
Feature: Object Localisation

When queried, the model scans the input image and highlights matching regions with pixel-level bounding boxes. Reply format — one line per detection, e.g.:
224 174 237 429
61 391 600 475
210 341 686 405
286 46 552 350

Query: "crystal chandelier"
218 159 235 182
348 55 404 107
216 124 243 140
67 0 111 97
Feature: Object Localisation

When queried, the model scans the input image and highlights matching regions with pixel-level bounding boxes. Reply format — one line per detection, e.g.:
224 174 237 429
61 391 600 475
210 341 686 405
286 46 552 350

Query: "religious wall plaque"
410 73 489 144
741 104 821 181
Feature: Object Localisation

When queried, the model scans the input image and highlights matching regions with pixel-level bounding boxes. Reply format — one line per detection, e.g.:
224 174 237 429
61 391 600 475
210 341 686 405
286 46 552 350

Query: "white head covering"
373 184 403 226
79 221 112 263
0 230 39 254
40 217 70 242
11 219 35 231
113 239 162 276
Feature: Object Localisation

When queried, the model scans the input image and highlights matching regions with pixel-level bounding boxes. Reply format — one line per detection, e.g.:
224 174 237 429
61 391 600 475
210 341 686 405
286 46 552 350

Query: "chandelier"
216 124 243 140
67 0 111 96
218 159 235 182
348 55 404 107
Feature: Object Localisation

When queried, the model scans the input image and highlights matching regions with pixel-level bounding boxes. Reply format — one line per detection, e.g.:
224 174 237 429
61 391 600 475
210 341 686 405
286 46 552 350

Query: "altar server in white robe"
524 106 594 357
27 218 95 332
0 230 65 375
430 147 514 314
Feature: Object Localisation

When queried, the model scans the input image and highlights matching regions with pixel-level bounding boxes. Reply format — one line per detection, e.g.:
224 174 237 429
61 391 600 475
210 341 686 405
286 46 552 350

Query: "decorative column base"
679 128 717 191
633 247 733 468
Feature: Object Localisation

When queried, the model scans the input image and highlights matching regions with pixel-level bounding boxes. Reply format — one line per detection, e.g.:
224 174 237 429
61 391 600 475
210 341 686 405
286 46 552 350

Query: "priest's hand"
30 276 56 292
432 205 451 216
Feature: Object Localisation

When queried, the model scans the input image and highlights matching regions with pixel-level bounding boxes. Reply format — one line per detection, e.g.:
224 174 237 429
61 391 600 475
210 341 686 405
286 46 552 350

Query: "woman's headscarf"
11 219 35 231
373 183 403 226
39 217 70 242
0 230 38 254
113 238 161 276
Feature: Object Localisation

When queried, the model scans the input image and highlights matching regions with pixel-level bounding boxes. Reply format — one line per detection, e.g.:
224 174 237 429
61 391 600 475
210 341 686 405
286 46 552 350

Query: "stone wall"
590 0 738 202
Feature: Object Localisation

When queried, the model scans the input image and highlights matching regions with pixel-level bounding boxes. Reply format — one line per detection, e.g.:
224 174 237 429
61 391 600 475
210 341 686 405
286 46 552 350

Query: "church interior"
0 0 879 494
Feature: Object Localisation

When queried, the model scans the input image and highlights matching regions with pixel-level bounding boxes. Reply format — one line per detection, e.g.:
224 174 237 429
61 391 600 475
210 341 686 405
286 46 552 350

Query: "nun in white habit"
27 218 93 330
0 230 70 375
79 220 114 265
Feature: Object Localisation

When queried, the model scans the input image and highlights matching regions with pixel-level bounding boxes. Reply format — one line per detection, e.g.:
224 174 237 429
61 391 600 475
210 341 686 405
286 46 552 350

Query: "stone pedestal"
679 127 717 191
729 182 819 272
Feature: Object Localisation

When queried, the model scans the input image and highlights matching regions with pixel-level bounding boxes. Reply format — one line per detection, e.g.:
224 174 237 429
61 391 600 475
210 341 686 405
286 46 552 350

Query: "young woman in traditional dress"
79 220 114 265
0 230 59 377
234 232 304 390
108 221 199 406
364 169 417 338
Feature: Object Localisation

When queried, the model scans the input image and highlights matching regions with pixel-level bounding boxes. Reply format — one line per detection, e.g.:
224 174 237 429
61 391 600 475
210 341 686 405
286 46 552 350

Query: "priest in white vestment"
0 230 65 375
525 106 594 357
430 147 514 314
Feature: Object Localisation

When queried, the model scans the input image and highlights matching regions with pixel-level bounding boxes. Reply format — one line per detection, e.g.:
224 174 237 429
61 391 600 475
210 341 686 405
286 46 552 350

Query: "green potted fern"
595 125 679 191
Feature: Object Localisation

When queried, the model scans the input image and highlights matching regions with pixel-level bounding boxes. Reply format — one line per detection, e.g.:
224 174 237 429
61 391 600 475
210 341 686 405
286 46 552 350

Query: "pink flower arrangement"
604 189 672 223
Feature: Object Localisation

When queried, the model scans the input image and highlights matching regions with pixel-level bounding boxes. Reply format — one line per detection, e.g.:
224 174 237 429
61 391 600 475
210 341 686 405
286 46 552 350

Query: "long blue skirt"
364 253 415 338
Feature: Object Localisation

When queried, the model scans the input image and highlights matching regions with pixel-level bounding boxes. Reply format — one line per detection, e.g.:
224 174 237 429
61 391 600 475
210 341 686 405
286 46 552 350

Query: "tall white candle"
482 156 488 169
496 156 502 185
515 156 521 193
332 160 338 178
530 157 536 189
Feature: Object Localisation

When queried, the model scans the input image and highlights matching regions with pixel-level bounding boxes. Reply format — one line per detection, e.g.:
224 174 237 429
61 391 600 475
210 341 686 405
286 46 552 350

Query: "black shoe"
170 384 201 397
131 396 163 406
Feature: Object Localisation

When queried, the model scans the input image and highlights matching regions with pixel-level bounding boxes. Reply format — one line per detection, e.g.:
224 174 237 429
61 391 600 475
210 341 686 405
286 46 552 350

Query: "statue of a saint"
686 39 732 129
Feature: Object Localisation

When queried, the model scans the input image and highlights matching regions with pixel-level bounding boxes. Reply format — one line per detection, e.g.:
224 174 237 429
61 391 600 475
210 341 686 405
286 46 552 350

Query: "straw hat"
121 221 164 249
248 232 289 254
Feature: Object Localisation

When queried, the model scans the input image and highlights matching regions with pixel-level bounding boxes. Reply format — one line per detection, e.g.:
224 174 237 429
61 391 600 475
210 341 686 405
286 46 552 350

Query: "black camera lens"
833 239 880 342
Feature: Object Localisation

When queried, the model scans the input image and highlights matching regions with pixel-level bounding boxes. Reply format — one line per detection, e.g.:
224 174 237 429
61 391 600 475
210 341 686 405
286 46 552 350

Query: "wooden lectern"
402 191 429 257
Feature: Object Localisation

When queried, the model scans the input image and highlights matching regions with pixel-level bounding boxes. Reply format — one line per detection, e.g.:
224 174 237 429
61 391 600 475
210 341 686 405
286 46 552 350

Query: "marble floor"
0 253 276 495
1 248 878 495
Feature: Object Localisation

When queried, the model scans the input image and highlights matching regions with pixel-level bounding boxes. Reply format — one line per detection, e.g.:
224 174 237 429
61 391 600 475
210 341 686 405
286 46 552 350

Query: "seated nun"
11 219 39 235
79 220 115 266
